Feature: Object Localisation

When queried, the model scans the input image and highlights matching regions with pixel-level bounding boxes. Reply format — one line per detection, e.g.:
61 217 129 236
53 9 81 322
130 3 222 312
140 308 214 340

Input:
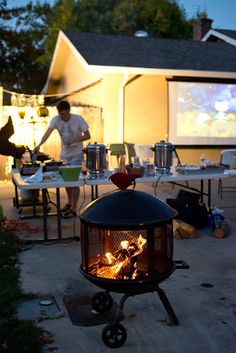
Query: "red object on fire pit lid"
79 188 177 227
109 172 141 190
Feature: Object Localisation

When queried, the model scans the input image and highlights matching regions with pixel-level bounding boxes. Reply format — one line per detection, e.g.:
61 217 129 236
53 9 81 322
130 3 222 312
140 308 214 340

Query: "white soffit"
87 65 236 79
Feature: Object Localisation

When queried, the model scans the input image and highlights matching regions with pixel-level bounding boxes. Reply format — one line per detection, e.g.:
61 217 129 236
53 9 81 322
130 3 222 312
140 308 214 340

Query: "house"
43 16 236 165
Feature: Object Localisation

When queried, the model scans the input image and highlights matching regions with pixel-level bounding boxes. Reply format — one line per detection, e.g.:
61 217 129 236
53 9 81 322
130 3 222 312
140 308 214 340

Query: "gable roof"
216 29 236 40
63 30 236 73
202 29 236 46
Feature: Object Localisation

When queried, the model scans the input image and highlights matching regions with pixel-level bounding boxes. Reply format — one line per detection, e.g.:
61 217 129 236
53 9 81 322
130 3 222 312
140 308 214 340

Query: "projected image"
177 82 236 139
168 80 236 145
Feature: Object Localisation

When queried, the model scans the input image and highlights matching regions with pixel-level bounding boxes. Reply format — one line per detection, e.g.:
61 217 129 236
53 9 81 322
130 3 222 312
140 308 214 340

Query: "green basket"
59 165 81 181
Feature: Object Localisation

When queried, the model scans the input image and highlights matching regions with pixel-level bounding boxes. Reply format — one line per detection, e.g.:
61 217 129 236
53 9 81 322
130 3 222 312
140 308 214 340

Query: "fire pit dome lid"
79 189 177 226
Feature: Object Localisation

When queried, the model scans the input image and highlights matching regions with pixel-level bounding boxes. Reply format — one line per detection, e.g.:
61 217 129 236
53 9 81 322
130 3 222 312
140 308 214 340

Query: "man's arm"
81 129 91 142
33 127 54 153
69 129 91 145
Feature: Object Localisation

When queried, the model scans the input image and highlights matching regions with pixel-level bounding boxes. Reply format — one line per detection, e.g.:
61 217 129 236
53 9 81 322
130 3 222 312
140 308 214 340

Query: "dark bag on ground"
166 189 208 229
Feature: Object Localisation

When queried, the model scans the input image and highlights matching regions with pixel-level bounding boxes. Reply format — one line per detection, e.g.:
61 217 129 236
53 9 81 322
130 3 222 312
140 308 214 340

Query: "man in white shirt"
34 100 90 217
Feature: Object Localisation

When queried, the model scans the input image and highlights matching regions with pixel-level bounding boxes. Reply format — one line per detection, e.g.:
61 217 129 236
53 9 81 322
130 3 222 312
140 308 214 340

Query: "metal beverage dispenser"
153 140 173 174
84 142 107 179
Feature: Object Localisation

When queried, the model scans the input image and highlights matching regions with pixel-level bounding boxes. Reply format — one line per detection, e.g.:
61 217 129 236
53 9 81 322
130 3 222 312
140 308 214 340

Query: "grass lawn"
0 206 43 353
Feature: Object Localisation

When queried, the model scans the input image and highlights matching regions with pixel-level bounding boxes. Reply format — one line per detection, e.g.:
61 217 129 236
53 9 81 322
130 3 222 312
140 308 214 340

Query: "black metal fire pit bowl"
79 175 188 348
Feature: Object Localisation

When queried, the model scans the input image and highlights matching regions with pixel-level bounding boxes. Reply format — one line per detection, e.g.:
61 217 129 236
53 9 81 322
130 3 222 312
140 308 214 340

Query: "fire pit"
79 173 187 348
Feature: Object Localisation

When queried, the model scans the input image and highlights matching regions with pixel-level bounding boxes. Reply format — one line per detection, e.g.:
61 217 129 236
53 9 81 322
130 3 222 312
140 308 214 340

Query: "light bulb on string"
18 94 26 107
37 106 49 117
18 108 26 119
32 95 38 107
26 95 33 107
37 95 45 106
11 93 18 106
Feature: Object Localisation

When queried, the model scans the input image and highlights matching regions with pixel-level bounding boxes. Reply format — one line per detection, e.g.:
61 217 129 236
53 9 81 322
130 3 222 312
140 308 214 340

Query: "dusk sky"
6 0 236 30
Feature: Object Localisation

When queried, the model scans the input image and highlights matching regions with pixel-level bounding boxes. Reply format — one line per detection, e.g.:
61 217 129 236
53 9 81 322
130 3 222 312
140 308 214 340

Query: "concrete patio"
0 176 236 352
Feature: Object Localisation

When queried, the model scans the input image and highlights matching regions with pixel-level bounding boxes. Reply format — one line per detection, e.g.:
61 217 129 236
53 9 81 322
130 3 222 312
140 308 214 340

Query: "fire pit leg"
113 293 130 324
156 286 179 326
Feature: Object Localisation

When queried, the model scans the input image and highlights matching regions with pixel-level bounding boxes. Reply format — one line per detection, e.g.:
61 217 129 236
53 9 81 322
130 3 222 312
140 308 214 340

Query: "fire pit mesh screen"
81 223 173 281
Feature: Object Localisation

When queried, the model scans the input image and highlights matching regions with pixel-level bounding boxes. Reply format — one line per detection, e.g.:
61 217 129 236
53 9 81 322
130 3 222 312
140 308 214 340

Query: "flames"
89 234 147 280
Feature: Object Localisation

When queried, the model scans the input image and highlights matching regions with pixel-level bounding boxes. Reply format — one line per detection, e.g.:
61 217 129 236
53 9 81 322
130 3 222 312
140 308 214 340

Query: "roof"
214 29 236 40
63 30 236 73
202 29 236 46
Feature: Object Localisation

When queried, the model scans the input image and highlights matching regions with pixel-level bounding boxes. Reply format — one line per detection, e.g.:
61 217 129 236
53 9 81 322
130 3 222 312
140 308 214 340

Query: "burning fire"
89 234 147 280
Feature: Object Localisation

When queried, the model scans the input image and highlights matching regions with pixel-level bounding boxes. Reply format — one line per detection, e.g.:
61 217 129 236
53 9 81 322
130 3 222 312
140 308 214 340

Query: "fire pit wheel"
102 323 127 348
92 291 113 314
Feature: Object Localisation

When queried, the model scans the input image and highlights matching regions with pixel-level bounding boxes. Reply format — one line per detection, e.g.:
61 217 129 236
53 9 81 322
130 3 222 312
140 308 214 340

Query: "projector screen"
168 80 236 146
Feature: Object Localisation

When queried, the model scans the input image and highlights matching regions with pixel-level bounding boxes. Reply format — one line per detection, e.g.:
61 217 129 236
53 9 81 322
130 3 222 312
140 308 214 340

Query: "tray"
176 166 225 175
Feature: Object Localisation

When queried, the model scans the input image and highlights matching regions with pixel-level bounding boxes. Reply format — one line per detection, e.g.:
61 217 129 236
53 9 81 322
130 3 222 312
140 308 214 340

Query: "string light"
2 78 103 103
18 108 26 119
37 95 45 106
18 94 26 107
5 91 48 119
37 106 49 117
9 93 45 108
11 93 18 106
3 88 68 104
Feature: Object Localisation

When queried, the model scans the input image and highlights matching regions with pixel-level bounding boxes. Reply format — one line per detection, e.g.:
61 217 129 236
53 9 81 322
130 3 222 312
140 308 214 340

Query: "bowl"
59 165 81 181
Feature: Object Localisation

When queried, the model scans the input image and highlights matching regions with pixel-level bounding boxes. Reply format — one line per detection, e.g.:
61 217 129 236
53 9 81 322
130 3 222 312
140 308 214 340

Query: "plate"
42 177 56 182
42 172 57 181
184 166 201 171
39 299 53 306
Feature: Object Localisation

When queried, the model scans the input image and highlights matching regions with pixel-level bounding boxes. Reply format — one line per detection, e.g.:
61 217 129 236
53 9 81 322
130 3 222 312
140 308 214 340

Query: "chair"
124 142 136 164
106 143 130 171
218 149 236 198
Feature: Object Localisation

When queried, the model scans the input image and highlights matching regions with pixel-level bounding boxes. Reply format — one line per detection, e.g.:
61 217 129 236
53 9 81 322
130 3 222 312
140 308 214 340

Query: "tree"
0 0 78 97
37 0 77 67
73 0 192 38
0 0 80 99
0 1 53 97
72 0 121 34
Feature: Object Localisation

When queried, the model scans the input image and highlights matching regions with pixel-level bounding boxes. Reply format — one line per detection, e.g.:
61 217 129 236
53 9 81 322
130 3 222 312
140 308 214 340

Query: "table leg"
95 185 98 199
32 190 37 216
200 180 204 203
12 178 19 208
90 185 99 201
91 185 94 201
42 189 48 240
208 179 211 210
201 179 212 210
56 188 61 239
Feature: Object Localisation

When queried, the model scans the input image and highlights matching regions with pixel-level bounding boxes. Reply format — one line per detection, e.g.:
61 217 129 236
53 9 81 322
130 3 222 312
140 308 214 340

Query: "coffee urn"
83 142 107 179
153 140 174 174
